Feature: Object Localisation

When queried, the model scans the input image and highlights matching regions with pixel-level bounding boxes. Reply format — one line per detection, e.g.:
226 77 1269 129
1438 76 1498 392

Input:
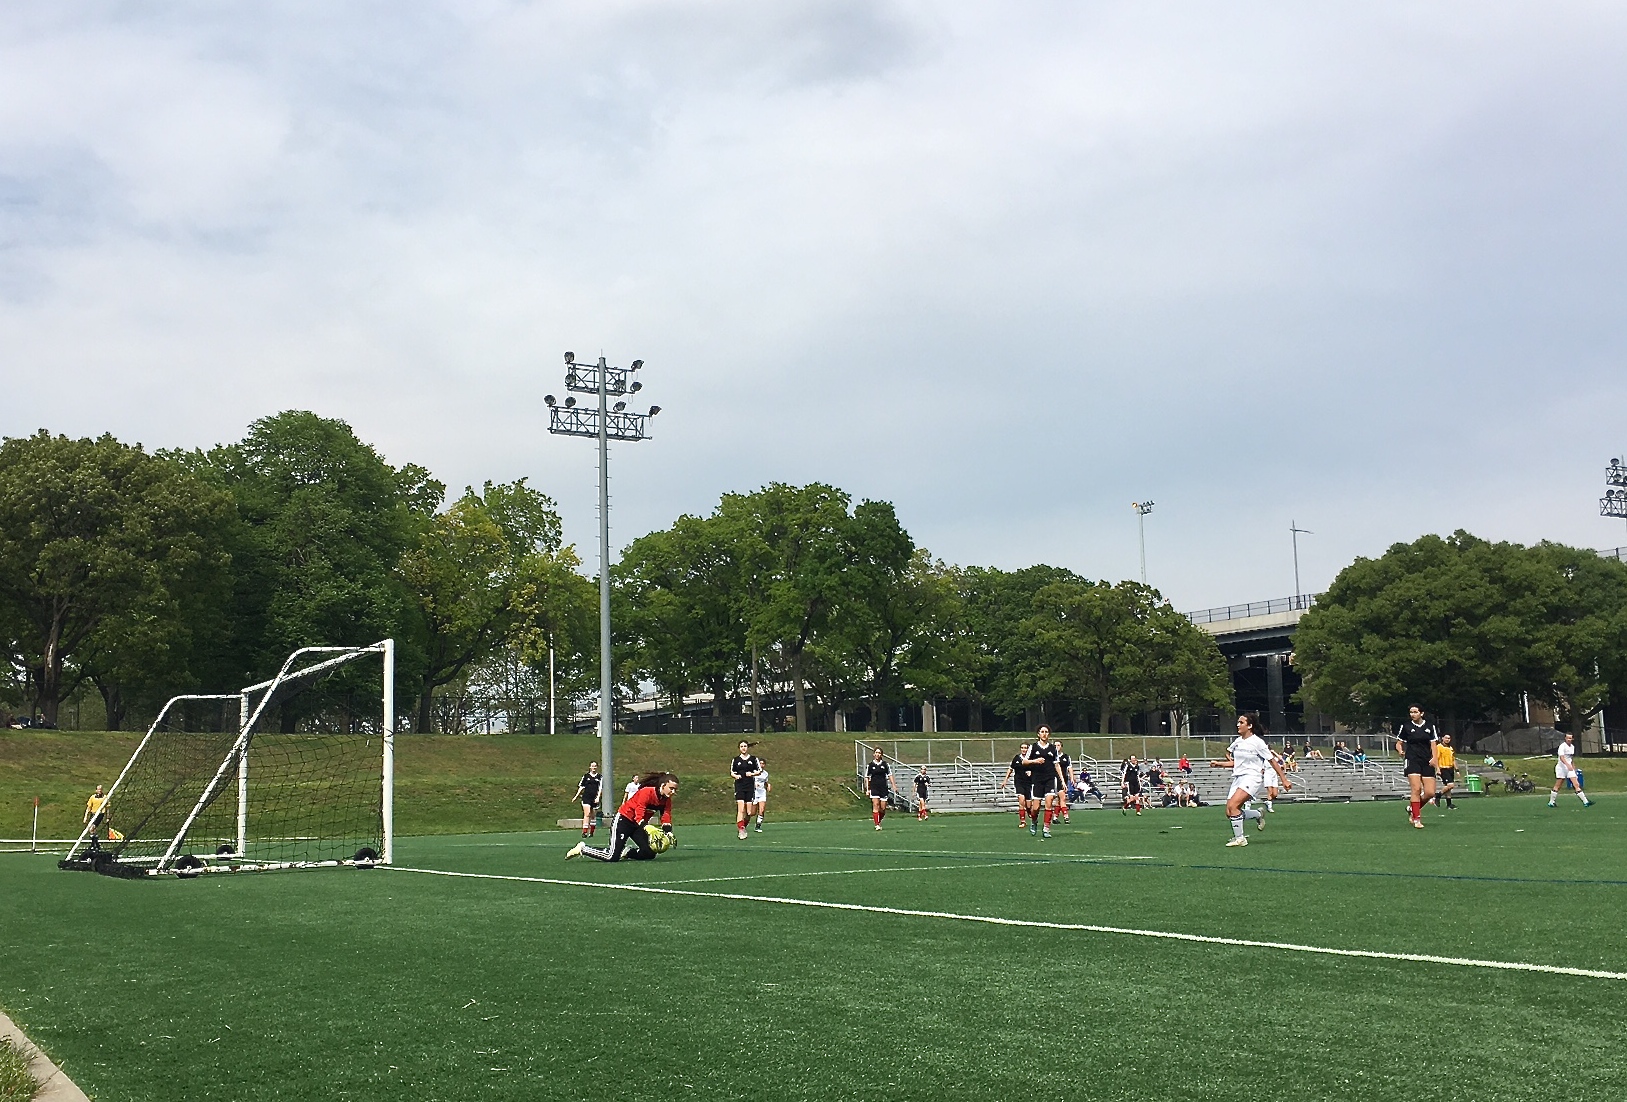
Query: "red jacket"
618 785 672 828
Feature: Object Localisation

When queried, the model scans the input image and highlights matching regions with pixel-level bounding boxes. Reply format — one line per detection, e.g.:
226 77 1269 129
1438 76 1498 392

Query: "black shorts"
1030 777 1055 797
1123 776 1142 795
869 787 891 800
734 779 757 802
1404 760 1436 778
915 789 930 801
1015 780 1034 800
1439 767 1455 783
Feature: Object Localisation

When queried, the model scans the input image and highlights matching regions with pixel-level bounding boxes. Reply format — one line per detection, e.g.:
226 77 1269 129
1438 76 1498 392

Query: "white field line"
650 860 1027 885
748 846 1158 862
386 865 1627 982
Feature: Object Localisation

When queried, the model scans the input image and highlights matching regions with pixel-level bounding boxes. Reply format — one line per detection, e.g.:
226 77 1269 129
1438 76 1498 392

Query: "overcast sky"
3 2 1626 611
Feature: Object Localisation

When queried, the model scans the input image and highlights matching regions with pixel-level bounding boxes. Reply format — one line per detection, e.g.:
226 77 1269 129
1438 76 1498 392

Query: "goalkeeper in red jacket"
567 773 678 862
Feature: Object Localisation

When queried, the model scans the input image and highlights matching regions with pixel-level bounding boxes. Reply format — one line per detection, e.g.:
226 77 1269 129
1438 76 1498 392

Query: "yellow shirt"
85 794 107 818
1437 745 1455 769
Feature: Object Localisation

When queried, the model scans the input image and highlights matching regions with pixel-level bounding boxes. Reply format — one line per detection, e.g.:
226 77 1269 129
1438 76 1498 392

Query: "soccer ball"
646 827 672 854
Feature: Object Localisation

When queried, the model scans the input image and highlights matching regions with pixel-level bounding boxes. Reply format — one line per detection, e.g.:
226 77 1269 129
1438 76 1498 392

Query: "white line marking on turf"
386 865 1627 981
650 860 1028 885
755 846 1157 862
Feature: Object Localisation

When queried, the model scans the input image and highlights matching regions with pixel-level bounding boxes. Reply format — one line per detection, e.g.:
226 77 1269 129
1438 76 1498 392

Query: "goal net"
61 640 396 878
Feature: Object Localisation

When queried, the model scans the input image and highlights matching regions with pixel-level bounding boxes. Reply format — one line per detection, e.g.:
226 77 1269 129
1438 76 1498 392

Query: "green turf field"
2 796 1622 1101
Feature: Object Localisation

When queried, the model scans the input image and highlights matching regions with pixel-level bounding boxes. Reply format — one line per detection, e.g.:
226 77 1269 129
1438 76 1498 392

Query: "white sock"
1229 816 1245 838
1242 807 1261 821
1266 800 1274 811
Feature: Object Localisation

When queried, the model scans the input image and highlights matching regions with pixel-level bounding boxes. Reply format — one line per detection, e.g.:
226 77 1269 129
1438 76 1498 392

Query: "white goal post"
62 639 395 878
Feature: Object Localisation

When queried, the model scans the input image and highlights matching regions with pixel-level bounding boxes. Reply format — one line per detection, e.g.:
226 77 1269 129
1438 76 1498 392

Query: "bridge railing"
1185 593 1320 625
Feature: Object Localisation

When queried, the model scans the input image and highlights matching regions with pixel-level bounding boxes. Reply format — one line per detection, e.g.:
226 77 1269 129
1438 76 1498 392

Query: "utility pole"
1131 501 1155 585
546 353 660 805
1290 520 1313 608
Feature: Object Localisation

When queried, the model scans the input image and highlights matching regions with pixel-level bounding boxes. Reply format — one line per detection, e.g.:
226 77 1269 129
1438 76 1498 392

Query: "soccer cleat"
755 824 763 832
1042 828 1052 839
1029 825 1037 836
565 843 584 860
1254 814 1265 832
1413 819 1424 829
875 824 883 831
1225 836 1248 847
738 828 748 840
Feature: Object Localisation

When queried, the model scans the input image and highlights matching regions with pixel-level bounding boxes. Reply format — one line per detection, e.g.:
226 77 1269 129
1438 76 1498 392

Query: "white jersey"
1228 734 1274 783
1556 742 1578 779
754 769 769 801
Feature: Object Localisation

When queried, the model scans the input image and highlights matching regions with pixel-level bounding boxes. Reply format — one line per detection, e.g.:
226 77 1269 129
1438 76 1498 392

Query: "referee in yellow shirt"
1434 735 1457 809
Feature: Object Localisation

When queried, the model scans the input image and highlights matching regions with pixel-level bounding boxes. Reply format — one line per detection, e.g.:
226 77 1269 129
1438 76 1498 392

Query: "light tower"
1603 458 1627 536
1290 520 1313 609
1131 501 1155 585
545 352 660 804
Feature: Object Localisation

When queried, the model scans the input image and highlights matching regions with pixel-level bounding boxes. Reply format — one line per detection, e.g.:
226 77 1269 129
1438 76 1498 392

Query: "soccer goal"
61 640 396 878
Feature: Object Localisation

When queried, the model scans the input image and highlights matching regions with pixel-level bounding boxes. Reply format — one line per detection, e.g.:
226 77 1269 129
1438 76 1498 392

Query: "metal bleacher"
856 738 1415 813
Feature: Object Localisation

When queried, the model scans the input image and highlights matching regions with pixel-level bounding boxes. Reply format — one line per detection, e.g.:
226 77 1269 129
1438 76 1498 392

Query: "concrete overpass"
1187 594 1319 734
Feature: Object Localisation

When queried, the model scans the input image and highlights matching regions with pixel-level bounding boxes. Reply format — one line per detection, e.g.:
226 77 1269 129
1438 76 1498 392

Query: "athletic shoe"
1225 836 1248 847
1042 828 1052 839
875 824 883 831
754 824 763 832
738 828 747 839
1583 799 1593 808
1413 819 1424 829
1062 816 1070 823
565 843 584 860
1029 825 1037 836
1254 814 1265 832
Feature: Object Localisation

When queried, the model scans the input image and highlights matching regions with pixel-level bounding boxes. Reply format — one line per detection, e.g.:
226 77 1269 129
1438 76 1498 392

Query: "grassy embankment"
7 729 1624 839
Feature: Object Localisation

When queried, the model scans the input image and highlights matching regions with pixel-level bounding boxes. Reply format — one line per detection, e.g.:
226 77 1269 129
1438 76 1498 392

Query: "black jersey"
578 772 602 803
1395 720 1438 764
731 755 761 781
1010 753 1031 784
866 759 893 796
1057 752 1073 781
1028 742 1059 780
914 773 930 797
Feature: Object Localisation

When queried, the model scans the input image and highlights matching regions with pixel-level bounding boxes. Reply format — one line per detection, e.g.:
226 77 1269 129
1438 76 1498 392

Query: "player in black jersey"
914 766 931 820
573 761 603 838
1024 727 1065 837
998 744 1032 828
731 740 762 840
865 748 895 829
1393 705 1439 829
1120 756 1143 815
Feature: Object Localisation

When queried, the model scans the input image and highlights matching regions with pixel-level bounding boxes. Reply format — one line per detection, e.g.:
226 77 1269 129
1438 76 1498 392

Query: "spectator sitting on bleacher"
1354 748 1367 764
1334 741 1354 765
1305 744 1325 760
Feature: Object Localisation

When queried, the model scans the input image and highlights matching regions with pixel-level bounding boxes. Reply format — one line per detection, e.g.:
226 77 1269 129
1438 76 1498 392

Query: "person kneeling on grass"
567 773 679 862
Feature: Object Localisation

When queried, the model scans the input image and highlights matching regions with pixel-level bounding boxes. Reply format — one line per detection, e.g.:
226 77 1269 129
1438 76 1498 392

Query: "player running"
1024 726 1065 838
998 743 1032 828
1056 745 1075 823
752 758 771 832
732 740 762 840
1549 732 1593 808
1394 705 1440 828
866 748 896 829
573 762 602 838
567 773 678 862
1211 713 1290 847
914 766 931 820
1258 744 1284 813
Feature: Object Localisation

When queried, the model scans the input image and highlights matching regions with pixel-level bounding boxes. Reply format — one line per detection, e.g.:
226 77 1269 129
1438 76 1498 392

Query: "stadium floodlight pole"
1604 458 1627 536
546 352 659 804
1131 501 1155 584
1290 520 1313 609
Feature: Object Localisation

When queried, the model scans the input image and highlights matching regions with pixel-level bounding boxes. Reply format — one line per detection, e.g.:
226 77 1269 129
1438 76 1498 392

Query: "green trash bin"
1465 774 1483 793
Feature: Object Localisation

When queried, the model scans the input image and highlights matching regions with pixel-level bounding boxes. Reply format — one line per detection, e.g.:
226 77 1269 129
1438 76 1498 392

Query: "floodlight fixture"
544 394 556 406
649 405 661 416
629 381 642 394
631 359 643 369
564 396 576 407
564 351 575 364
1131 501 1154 584
613 401 626 412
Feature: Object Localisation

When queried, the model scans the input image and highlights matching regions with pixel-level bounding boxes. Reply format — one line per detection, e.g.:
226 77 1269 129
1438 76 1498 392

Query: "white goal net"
62 640 396 878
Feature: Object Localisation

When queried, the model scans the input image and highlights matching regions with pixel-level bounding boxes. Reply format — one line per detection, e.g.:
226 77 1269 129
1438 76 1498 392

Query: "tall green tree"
1293 531 1550 731
717 483 855 731
398 479 570 732
201 411 441 723
955 564 1083 727
0 432 235 726
1524 543 1627 736
1020 578 1224 732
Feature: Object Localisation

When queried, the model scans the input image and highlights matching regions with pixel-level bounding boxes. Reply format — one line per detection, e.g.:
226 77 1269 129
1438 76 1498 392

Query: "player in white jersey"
1548 732 1593 808
1209 713 1290 847
751 760 771 831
